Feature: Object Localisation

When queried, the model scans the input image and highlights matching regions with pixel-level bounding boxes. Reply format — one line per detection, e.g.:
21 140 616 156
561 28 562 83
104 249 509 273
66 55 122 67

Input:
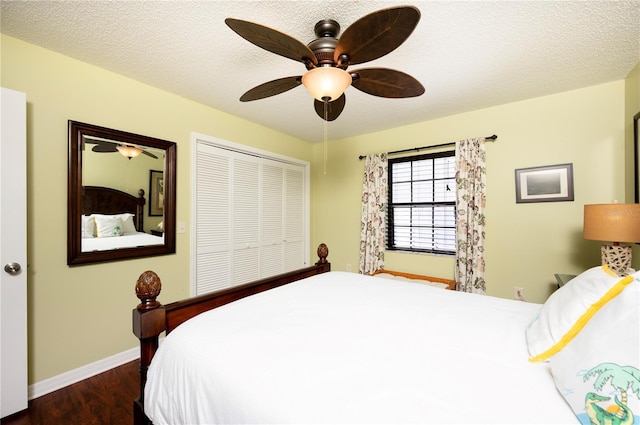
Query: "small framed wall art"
149 170 164 216
515 163 574 203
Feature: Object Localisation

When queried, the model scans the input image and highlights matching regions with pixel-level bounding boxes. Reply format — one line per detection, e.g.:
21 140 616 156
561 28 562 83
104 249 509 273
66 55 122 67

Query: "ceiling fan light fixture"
301 67 352 102
116 145 142 158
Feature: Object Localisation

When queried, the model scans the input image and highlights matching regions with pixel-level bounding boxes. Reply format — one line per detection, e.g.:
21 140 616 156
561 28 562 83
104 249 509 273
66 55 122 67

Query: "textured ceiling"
2 1 639 143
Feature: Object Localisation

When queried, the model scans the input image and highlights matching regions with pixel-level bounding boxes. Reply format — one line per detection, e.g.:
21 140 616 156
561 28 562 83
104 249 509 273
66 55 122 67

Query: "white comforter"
145 271 577 424
81 232 163 252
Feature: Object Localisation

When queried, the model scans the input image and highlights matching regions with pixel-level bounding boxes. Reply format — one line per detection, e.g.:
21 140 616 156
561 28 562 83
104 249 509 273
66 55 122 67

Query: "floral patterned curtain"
359 153 388 275
455 138 487 294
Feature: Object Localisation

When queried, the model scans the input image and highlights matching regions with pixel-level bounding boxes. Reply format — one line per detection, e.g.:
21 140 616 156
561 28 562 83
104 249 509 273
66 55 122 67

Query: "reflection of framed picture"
515 163 574 203
149 170 164 216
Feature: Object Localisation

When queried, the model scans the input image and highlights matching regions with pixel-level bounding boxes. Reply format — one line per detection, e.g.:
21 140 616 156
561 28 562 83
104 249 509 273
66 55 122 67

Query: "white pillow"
81 215 95 238
526 265 634 362
415 280 449 289
549 278 639 424
389 275 412 281
92 213 138 234
94 215 124 238
117 213 138 234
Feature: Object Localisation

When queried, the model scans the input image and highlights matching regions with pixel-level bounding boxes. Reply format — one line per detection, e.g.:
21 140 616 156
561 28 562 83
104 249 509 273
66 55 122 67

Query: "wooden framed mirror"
68 121 176 265
635 111 639 203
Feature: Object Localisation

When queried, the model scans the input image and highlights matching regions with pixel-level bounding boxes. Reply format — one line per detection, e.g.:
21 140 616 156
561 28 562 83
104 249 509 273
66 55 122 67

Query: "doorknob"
4 262 21 275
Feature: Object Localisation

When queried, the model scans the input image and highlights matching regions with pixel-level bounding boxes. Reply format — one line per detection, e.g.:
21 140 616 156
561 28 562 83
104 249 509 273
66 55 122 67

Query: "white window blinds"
193 140 307 295
387 151 456 255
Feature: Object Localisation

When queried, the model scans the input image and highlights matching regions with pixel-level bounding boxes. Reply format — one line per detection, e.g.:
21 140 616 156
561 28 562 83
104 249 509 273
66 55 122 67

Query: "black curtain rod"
358 134 498 160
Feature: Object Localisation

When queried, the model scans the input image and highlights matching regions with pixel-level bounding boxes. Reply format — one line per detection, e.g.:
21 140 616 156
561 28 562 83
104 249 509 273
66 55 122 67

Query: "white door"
0 88 28 418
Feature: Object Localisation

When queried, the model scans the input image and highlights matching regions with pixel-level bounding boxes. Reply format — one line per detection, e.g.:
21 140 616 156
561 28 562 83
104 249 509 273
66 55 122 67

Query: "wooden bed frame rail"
132 244 331 425
371 269 457 290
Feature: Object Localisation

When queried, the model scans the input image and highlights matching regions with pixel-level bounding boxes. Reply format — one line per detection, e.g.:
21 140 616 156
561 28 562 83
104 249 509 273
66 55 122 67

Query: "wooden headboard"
82 186 146 231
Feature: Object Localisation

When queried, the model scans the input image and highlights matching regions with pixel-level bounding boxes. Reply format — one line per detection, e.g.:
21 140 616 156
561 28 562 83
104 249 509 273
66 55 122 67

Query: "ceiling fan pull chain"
323 98 329 175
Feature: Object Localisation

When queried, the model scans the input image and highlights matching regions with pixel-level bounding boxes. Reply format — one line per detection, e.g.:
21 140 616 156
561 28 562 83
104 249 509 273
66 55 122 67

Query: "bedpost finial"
135 270 162 311
317 243 329 264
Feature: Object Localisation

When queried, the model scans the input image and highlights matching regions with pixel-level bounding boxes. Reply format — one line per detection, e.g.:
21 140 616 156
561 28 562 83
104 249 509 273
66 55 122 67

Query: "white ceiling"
1 1 639 143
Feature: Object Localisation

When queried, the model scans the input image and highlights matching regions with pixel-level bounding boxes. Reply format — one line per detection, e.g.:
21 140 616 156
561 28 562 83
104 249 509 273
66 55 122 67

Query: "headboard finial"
317 243 329 264
135 270 162 311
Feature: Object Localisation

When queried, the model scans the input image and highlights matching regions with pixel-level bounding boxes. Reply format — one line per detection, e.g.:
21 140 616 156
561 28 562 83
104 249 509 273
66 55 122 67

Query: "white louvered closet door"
261 162 284 278
232 155 261 286
283 166 305 271
194 144 231 294
194 141 307 296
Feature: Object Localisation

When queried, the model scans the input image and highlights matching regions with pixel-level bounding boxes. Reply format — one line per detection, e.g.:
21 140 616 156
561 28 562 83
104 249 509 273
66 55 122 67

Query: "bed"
81 186 163 251
132 249 640 425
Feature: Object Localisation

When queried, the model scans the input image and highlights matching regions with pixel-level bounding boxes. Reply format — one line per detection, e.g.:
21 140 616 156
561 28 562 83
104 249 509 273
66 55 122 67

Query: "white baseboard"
29 347 139 400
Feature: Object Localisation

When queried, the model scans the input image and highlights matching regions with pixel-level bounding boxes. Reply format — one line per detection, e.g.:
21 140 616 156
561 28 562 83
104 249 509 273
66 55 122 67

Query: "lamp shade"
583 203 640 243
301 67 352 101
117 145 142 158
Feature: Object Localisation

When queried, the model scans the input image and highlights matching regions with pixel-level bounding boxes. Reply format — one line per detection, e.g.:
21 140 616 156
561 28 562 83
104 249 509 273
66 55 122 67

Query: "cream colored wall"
625 62 640 202
312 81 627 304
1 35 313 385
625 61 640 264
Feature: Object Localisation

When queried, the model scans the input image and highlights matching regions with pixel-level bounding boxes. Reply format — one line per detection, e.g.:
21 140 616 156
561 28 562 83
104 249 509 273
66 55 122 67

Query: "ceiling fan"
225 5 425 121
82 135 159 159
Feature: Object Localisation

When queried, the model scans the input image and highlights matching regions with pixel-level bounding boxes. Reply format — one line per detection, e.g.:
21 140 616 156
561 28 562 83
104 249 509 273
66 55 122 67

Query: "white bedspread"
81 232 163 252
145 271 577 424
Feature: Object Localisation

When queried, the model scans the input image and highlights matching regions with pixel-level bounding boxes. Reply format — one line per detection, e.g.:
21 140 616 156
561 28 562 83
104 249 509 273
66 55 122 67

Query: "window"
387 151 456 255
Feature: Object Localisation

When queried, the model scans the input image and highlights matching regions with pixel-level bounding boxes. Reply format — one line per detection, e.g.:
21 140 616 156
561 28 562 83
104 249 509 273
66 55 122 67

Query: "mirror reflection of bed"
68 120 177 265
82 137 165 247
81 186 164 252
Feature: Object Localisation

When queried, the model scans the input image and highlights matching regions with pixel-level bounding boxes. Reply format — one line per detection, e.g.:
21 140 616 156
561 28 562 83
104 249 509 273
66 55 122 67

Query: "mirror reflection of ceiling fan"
82 135 159 159
226 5 425 121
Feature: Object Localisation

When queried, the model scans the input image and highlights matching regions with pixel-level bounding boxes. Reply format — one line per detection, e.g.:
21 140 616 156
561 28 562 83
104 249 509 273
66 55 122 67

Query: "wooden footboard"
132 244 331 425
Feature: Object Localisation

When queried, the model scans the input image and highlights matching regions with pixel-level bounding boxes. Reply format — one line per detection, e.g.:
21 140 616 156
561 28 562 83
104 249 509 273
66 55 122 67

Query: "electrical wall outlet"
346 263 352 272
513 287 524 301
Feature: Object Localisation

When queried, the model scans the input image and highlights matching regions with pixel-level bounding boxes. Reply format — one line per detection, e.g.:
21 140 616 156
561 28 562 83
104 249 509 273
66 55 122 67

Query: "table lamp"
583 202 640 276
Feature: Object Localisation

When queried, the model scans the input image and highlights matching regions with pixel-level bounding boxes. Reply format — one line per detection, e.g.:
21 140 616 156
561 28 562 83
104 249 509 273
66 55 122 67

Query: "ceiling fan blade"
225 18 317 66
314 94 346 121
351 68 425 98
142 150 158 159
87 137 158 158
91 143 118 153
334 6 420 66
240 76 302 102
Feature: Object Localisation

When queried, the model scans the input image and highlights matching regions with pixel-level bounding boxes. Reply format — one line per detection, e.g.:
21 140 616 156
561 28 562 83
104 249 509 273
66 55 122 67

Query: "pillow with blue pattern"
549 274 639 424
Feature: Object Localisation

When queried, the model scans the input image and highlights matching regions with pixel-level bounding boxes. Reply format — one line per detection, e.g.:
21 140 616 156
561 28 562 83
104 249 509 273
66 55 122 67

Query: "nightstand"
151 229 163 237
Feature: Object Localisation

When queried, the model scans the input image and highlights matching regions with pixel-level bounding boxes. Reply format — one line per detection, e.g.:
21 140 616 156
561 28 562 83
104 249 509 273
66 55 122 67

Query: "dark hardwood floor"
2 360 139 425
